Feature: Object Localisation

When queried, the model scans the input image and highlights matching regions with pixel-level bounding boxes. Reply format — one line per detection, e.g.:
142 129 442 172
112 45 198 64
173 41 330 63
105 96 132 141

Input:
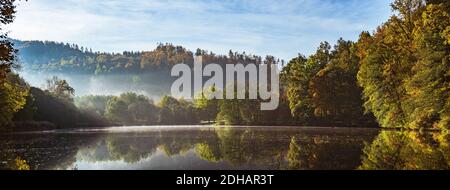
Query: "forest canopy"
1 0 449 131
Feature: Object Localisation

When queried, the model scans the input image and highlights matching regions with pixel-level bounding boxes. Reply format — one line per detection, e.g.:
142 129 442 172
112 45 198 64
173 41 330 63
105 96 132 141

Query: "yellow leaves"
357 2 449 130
360 130 450 170
356 32 375 59
3 79 28 112
195 143 220 163
444 26 450 45
0 73 29 126
14 157 30 170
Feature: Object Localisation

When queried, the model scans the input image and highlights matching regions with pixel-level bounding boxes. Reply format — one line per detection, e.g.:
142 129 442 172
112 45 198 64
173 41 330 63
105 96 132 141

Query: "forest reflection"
0 127 448 170
360 131 450 170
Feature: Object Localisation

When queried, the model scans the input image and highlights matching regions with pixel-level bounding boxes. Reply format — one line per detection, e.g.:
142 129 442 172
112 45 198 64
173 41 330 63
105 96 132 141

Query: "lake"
0 126 448 170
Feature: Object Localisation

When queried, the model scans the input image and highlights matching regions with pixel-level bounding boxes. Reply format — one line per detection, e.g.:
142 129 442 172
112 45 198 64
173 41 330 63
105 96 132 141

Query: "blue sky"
9 0 393 61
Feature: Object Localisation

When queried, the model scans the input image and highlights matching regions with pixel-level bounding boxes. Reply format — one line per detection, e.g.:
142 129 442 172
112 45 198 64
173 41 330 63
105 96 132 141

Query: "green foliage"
194 87 220 122
311 39 372 125
357 0 450 129
286 136 303 169
44 76 75 103
216 98 243 125
213 81 294 125
9 77 108 130
105 135 158 163
405 3 450 129
281 40 375 126
215 92 265 125
23 87 83 128
0 73 29 126
105 97 129 123
105 92 159 125
5 0 449 130
77 94 201 126
359 131 450 170
0 0 26 128
158 96 198 125
285 136 319 169
195 143 221 163
281 54 319 122
75 95 113 117
16 40 282 75
12 90 36 121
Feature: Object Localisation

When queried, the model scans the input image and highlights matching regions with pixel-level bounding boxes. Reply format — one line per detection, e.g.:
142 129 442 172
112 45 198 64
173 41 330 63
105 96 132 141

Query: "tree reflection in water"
1 127 448 170
359 131 450 170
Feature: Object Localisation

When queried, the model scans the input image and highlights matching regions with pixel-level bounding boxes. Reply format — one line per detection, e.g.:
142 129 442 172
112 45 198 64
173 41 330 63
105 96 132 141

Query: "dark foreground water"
0 126 449 170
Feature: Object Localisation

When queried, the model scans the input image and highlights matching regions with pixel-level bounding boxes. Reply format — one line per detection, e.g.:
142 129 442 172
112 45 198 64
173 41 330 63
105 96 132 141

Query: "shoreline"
1 124 444 135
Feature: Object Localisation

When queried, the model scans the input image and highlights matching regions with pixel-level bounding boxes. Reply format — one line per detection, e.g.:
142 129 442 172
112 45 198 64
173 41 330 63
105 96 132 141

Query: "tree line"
194 0 449 130
15 39 284 75
356 0 449 130
1 0 449 131
280 0 449 130
76 93 199 125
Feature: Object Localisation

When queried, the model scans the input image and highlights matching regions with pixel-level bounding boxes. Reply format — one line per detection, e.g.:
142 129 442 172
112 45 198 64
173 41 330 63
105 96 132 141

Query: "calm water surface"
0 126 448 170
